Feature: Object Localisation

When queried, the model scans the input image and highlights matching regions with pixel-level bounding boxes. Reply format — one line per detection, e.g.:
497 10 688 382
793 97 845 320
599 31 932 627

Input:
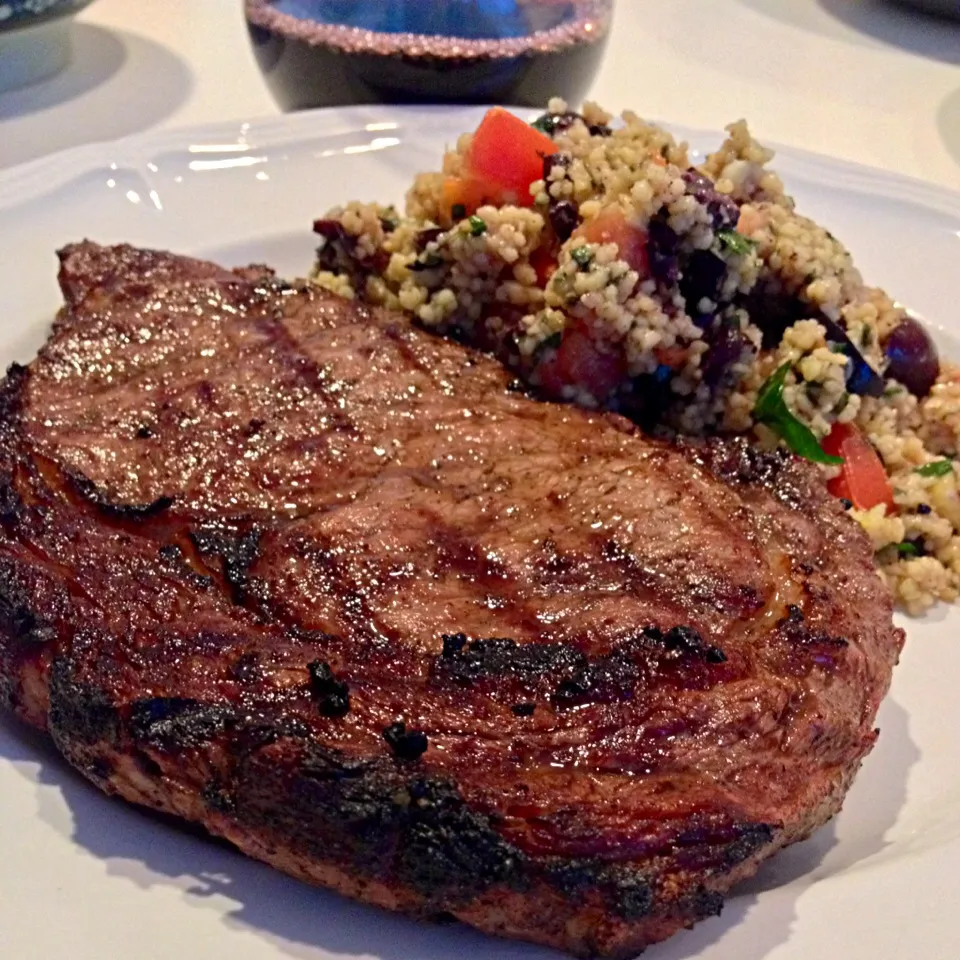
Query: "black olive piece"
681 169 739 230
917 504 933 515
679 250 727 310
819 317 884 398
840 498 854 510
701 320 748 389
383 722 428 761
542 152 572 181
647 217 680 285
549 200 579 242
885 315 940 399
415 227 444 253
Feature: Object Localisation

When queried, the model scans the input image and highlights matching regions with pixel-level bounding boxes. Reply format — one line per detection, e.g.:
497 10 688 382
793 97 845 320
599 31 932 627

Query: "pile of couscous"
310 99 960 615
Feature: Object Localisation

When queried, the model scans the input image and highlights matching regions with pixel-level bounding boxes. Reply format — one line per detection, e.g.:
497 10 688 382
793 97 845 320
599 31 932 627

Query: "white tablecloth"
1 0 959 188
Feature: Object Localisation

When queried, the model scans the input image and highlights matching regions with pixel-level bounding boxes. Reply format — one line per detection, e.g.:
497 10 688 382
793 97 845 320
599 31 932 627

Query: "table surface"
1 0 959 190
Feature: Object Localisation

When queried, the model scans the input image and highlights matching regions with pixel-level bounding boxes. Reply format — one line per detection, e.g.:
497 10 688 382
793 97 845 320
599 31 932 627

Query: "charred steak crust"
0 242 903 958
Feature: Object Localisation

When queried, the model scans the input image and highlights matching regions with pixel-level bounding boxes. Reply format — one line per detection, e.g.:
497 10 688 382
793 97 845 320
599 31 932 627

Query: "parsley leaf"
896 542 920 557
571 246 593 269
915 460 954 478
754 364 843 465
717 229 756 257
532 114 556 135
468 215 487 237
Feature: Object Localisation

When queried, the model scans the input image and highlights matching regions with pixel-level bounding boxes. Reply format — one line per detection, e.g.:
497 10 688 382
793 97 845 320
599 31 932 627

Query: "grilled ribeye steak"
0 242 903 958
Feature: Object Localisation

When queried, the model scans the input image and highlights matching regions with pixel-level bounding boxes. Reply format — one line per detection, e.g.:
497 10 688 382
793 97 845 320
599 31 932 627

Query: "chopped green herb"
860 326 874 348
468 215 487 237
834 392 850 415
717 229 756 257
753 363 843 465
915 460 954 478
896 542 920 557
830 342 849 355
571 246 594 269
531 114 557 135
883 385 903 398
451 203 467 221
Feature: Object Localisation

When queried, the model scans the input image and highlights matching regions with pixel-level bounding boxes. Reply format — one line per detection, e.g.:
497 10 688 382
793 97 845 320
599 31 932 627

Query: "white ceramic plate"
0 107 959 960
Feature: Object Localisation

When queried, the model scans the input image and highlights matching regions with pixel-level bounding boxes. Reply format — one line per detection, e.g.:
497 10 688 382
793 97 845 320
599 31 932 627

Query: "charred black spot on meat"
545 861 654 921
157 544 213 591
552 629 728 708
308 660 350 717
673 819 776 877
435 636 586 686
512 702 536 717
383 722 428 761
0 362 28 421
720 823 775 868
129 697 233 751
440 633 467 658
48 659 120 747
776 605 848 650
246 746 524 904
608 871 655 921
0 557 56 647
684 435 792 489
68 471 173 520
397 778 520 902
544 859 598 896
688 887 725 920
189 525 261 604
659 625 727 664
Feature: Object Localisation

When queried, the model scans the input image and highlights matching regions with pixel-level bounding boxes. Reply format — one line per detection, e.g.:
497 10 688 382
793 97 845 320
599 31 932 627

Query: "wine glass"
245 0 614 110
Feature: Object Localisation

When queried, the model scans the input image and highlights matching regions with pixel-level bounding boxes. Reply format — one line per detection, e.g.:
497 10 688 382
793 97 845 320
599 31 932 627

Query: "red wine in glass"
245 0 614 110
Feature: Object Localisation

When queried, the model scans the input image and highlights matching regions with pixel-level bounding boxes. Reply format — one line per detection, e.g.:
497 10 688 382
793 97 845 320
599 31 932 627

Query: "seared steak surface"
0 243 903 958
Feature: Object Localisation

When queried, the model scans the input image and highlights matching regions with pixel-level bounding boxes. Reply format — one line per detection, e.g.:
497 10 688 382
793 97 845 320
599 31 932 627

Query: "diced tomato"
529 247 558 287
537 320 626 403
465 107 556 206
576 208 650 276
441 176 501 222
822 423 896 513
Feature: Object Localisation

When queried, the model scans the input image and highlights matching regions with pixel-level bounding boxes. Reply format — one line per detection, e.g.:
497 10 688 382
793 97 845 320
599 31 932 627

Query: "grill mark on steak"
189 525 262 605
67 470 174 520
0 243 905 959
